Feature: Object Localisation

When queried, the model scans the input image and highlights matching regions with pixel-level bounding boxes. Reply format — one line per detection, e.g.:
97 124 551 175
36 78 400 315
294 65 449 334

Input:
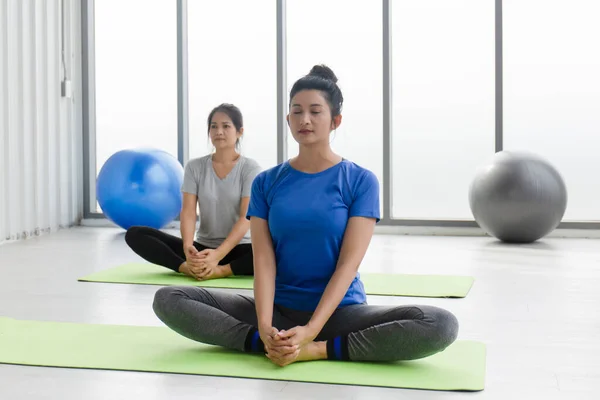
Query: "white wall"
0 0 83 243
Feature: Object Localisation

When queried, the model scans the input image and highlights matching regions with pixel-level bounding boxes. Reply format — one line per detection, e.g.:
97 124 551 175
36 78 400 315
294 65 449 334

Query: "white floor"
0 227 599 400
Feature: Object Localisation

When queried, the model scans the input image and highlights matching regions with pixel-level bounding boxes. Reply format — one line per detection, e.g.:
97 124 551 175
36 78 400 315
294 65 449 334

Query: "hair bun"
308 64 338 84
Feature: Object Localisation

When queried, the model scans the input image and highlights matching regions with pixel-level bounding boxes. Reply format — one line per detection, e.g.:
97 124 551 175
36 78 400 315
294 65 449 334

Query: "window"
286 0 383 209
504 0 600 221
94 0 177 212
187 0 277 171
391 0 495 220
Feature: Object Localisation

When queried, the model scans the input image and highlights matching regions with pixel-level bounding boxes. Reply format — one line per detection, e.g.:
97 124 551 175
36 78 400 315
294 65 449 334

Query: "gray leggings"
153 286 459 362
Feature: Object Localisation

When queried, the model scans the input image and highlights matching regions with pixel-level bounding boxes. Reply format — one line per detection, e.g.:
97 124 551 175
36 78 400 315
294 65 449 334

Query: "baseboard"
80 219 600 239
375 225 600 239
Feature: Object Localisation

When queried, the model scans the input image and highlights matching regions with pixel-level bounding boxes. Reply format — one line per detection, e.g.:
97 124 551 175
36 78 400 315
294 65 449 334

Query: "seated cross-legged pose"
152 66 459 366
126 103 262 281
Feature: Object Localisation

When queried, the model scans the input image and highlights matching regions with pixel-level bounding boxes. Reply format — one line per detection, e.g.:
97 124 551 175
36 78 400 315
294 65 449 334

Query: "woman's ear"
332 114 342 130
286 114 290 126
237 127 244 138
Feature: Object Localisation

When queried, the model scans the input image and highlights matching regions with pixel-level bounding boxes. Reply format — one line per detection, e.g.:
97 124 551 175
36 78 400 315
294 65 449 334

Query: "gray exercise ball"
469 151 567 243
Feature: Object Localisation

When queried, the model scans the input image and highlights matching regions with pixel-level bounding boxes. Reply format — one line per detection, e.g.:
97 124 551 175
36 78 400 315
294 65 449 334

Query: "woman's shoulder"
251 161 292 187
184 155 211 170
339 159 378 181
239 156 262 173
338 159 380 196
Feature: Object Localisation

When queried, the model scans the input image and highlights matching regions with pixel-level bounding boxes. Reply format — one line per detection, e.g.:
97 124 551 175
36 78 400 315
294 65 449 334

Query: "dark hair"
207 103 244 148
289 64 344 119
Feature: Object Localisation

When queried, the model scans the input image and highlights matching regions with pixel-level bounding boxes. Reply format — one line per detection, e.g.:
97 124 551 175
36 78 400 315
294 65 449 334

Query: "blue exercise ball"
97 148 184 230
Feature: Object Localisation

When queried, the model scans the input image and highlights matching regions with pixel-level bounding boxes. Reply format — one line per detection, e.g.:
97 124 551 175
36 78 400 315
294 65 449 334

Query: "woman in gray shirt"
125 104 262 281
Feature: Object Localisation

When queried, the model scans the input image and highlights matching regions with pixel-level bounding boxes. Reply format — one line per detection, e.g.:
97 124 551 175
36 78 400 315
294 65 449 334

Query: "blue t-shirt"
246 159 380 312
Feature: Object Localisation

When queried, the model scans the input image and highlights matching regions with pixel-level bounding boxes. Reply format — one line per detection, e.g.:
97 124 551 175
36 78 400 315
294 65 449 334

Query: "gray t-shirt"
181 155 261 248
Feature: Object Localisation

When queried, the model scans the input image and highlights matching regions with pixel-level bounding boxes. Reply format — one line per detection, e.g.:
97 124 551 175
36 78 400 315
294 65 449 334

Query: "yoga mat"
0 317 486 391
78 263 474 298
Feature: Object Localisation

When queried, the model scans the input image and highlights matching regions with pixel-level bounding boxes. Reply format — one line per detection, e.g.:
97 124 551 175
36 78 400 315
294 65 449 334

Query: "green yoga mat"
78 263 474 298
0 317 486 391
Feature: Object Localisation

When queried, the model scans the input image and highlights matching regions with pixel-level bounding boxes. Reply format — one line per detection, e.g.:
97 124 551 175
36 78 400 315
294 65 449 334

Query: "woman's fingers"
266 348 300 367
267 344 298 357
269 336 294 347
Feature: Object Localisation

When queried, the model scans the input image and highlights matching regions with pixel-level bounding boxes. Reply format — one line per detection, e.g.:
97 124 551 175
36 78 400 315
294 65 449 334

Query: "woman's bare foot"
179 262 233 280
266 341 327 367
296 341 327 362
194 264 233 281
178 262 197 278
218 264 233 278
179 261 189 275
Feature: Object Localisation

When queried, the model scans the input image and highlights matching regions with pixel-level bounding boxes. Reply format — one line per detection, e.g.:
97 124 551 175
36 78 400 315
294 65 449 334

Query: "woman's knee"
152 286 183 320
426 306 459 349
124 225 145 247
152 286 211 319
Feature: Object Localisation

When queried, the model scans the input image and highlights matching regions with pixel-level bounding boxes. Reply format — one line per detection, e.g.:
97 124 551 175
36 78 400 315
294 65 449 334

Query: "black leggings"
153 287 459 362
124 226 254 276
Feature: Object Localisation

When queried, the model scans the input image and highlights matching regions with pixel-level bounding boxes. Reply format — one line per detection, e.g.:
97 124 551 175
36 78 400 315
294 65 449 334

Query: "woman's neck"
291 144 342 173
212 148 240 163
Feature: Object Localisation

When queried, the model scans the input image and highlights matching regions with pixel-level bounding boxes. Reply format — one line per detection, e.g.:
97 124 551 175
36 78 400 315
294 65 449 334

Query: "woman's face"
287 90 340 146
209 112 241 150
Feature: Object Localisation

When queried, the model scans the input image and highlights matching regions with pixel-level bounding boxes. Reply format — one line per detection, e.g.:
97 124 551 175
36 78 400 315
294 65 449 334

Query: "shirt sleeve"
349 170 380 222
181 162 198 195
241 161 262 198
246 172 269 221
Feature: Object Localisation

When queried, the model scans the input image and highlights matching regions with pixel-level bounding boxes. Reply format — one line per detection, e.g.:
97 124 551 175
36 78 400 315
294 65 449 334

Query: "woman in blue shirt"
152 65 458 366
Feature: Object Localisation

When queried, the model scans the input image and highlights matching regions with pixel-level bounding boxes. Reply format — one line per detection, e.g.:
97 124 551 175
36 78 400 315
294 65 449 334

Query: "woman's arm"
306 216 376 335
178 193 202 277
277 216 376 345
211 163 261 260
250 216 277 331
213 197 251 260
180 193 199 249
